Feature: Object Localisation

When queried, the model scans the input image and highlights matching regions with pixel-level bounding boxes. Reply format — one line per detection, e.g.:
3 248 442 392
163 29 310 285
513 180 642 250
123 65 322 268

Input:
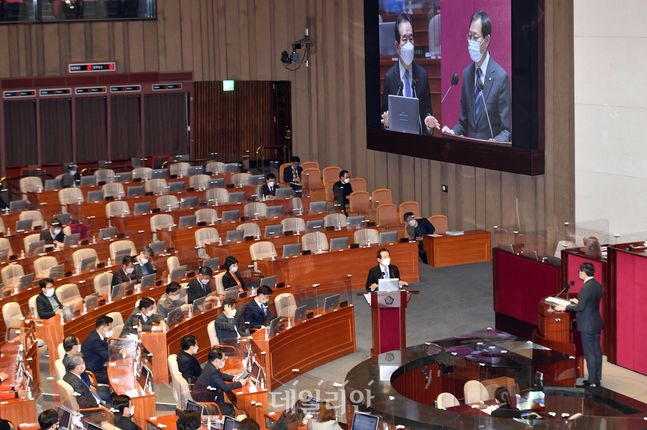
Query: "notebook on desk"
545 296 571 307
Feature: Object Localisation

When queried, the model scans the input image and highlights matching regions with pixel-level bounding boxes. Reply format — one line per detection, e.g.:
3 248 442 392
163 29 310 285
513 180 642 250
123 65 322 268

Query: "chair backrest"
58 188 84 206
301 161 320 170
207 320 220 347
57 342 66 360
322 166 341 184
195 227 220 248
0 218 5 235
249 241 277 261
20 176 43 194
206 187 230 204
56 283 81 306
354 229 380 246
150 214 174 232
189 174 211 190
167 256 180 274
57 379 80 410
205 161 225 175
72 248 98 272
171 371 192 409
55 358 66 380
275 293 296 318
195 208 218 225
236 222 261 238
94 272 112 296
324 213 347 228
376 204 399 228
371 188 393 209
106 200 130 218
436 392 459 410
302 168 323 190
106 311 124 338
301 231 329 252
1 264 24 286
398 201 421 222
324 180 337 202
278 163 291 186
350 177 367 192
214 271 226 295
2 302 23 331
0 238 12 258
464 380 489 404
102 182 125 199
132 167 153 181
244 202 268 218
280 217 306 233
29 294 39 318
157 195 180 210
231 172 252 186
428 214 448 235
109 240 136 261
23 233 41 254
349 191 371 215
34 256 58 278
19 210 44 228
94 168 116 183
145 178 168 194
170 162 190 177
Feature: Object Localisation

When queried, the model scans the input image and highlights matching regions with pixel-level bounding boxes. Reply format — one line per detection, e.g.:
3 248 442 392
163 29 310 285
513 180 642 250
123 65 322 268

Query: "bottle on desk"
107 257 112 267
20 250 25 259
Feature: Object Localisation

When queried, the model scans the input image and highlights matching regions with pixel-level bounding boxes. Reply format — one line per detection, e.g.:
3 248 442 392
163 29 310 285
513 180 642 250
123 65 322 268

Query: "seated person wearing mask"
112 256 139 286
242 285 273 329
284 156 303 190
186 266 213 304
332 170 353 214
177 335 201 384
121 297 165 336
36 278 63 320
81 315 113 384
111 395 141 430
222 256 246 292
192 347 248 417
39 220 65 249
62 335 114 403
261 173 279 199
157 282 190 318
215 298 248 342
62 353 101 409
135 246 157 277
403 211 436 264
365 248 408 291
60 164 81 189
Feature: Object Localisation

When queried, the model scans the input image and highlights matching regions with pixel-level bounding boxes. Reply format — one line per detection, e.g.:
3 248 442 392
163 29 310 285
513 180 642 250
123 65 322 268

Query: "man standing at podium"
555 263 603 387
366 248 408 291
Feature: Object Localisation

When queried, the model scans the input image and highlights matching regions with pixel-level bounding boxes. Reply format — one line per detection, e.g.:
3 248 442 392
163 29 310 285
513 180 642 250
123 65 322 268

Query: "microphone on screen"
441 73 459 103
476 79 494 140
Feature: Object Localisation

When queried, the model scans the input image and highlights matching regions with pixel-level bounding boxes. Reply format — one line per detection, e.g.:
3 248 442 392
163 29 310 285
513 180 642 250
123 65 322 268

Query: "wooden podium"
370 290 417 356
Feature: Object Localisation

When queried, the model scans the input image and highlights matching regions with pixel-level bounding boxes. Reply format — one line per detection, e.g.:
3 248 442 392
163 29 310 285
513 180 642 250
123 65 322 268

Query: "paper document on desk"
545 296 571 307
364 293 371 306
445 230 465 236
428 234 443 238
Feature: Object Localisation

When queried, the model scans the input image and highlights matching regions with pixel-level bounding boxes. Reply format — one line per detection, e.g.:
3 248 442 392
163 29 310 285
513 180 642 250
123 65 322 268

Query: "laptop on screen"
387 94 420 135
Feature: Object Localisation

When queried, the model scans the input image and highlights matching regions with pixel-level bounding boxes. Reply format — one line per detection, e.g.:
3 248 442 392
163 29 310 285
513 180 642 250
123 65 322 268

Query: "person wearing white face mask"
187 266 213 304
332 170 354 215
121 297 165 337
261 172 279 199
82 315 113 385
62 353 101 409
403 211 436 264
36 277 63 320
135 246 157 277
222 256 247 293
216 298 248 342
381 13 438 135
111 256 139 286
40 219 66 249
441 10 511 142
242 285 274 330
157 282 190 318
366 248 408 291
112 394 142 430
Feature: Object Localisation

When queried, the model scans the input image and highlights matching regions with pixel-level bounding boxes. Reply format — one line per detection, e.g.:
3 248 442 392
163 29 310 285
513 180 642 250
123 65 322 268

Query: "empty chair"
102 182 125 199
106 311 124 338
145 178 168 195
376 204 400 227
1 264 24 287
169 161 190 177
236 222 261 238
398 201 421 222
436 392 460 410
206 188 230 204
94 272 112 297
0 218 4 235
23 233 42 255
189 174 211 190
19 176 44 196
302 168 324 191
324 213 347 229
281 217 306 233
54 359 66 380
195 208 218 225
109 240 136 261
322 166 341 184
205 161 225 175
166 256 180 274
94 168 116 183
349 191 371 215
157 195 180 211
2 302 23 334
428 214 448 235
231 172 252 186
291 197 304 213
371 188 393 209
55 283 83 311
150 214 174 232
19 210 44 229
464 380 489 404
132 167 153 181
105 200 130 218
33 256 58 278
244 202 268 218
350 177 367 192
301 161 320 170
58 188 84 206
301 231 329 252
323 180 337 202
249 242 277 261
274 293 296 318
72 248 98 272
354 228 380 246
0 238 13 259
206 321 221 347
195 227 220 248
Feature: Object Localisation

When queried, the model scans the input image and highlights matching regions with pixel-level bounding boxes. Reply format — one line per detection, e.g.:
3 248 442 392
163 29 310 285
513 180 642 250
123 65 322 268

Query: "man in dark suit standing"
36 278 63 320
556 263 604 387
81 315 113 385
62 353 101 409
442 11 511 142
403 212 436 264
186 266 213 304
241 285 273 330
283 156 303 191
365 248 409 292
260 173 278 199
332 170 353 214
381 13 439 135
177 335 202 384
192 347 248 417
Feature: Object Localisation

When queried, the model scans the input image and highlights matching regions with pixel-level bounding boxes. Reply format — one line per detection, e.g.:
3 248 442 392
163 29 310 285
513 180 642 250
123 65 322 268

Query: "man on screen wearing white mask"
366 248 408 291
215 298 248 342
381 13 438 135
441 10 511 142
404 211 436 264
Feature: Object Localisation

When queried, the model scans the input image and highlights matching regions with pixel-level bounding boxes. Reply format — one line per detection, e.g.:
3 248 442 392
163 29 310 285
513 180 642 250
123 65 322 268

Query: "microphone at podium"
557 280 575 298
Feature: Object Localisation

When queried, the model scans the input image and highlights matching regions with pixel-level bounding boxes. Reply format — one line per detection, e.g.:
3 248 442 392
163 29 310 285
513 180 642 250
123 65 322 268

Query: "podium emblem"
384 295 395 305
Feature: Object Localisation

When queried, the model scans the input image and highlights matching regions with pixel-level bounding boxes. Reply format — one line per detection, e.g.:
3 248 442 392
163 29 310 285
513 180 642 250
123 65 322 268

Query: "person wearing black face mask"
381 12 437 135
403 212 436 264
187 266 213 304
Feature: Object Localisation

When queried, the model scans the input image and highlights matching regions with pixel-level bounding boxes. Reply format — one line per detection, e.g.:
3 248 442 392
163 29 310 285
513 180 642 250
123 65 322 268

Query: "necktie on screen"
474 68 483 119
404 69 411 97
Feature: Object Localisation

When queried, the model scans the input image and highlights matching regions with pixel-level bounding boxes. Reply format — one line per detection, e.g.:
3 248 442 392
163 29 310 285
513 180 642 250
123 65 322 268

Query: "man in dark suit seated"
121 297 164 337
177 335 202 384
441 11 511 142
81 315 113 385
555 262 604 387
365 248 408 292
283 156 303 191
134 246 157 278
332 170 353 214
260 173 279 199
39 220 65 249
403 211 436 264
112 256 139 287
241 285 273 330
36 278 63 320
186 266 213 304
62 353 101 409
222 256 246 292
62 335 113 403
216 298 248 342
192 347 248 417
60 164 81 189
157 282 190 318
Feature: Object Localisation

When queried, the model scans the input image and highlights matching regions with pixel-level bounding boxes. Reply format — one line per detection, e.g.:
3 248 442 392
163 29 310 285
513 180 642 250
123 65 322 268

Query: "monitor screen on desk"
378 278 399 292
223 416 240 430
351 412 379 430
58 406 72 430
186 399 204 416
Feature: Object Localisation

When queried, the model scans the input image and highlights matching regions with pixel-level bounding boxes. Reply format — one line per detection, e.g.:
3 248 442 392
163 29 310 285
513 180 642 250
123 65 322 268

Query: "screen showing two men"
378 0 511 143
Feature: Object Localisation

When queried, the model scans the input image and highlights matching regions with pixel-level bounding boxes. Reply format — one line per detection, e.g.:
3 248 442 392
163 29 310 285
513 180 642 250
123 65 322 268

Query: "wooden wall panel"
0 0 574 249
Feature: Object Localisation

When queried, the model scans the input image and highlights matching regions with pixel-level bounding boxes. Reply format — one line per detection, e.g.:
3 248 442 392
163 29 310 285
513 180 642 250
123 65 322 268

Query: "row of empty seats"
436 380 505 409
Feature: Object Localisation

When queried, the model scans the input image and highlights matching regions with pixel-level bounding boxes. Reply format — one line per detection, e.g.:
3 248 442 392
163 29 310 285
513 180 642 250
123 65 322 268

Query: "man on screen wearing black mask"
381 13 438 135
442 10 511 142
